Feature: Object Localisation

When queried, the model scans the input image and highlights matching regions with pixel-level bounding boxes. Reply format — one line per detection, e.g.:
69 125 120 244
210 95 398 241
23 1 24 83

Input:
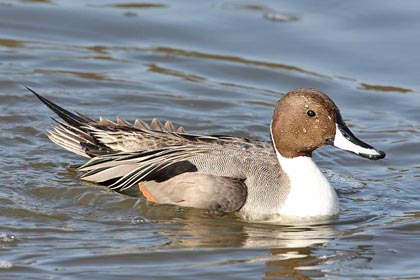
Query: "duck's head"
270 88 386 160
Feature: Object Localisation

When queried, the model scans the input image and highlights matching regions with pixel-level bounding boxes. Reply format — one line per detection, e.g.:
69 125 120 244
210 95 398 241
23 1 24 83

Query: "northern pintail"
30 87 385 224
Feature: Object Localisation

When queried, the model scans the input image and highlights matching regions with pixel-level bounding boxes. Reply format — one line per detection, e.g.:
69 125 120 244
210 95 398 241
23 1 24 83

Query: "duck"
29 87 385 224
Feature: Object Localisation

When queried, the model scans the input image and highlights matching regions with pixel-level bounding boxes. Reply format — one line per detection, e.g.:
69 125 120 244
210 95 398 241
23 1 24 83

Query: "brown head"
271 89 385 160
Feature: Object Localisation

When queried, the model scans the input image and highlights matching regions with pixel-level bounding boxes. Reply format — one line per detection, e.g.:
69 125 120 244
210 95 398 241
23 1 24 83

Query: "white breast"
276 153 339 218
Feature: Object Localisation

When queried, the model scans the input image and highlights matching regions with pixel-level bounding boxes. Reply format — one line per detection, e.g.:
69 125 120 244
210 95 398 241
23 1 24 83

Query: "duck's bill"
333 122 386 160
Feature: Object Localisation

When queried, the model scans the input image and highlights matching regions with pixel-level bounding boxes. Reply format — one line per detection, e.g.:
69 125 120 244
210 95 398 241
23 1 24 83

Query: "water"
0 0 419 279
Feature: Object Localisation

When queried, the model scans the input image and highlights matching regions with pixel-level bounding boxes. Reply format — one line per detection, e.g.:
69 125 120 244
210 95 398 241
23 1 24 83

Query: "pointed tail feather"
27 86 90 128
28 86 110 157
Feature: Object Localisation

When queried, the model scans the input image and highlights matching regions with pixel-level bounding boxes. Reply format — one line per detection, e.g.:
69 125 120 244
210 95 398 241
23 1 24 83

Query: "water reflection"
265 247 324 279
155 214 338 249
146 212 341 278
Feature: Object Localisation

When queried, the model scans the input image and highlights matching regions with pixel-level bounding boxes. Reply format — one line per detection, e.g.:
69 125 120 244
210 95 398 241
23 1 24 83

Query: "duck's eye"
307 110 316 117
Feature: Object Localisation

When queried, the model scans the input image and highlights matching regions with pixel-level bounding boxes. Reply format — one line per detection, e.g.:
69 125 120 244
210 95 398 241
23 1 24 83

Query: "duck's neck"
270 126 339 218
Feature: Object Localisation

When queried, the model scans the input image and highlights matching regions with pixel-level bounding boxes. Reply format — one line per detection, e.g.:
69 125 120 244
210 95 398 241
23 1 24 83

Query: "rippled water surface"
1 0 419 279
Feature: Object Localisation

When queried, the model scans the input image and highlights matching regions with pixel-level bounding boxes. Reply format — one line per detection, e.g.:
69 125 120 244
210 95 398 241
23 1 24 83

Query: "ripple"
101 3 167 9
359 83 414 93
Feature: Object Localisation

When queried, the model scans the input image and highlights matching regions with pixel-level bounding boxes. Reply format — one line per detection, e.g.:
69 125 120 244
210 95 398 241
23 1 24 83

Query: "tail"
29 86 111 158
26 86 93 128
29 87 187 158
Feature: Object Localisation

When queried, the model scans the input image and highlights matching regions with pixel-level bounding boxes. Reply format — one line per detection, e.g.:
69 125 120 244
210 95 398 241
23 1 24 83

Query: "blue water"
0 1 419 279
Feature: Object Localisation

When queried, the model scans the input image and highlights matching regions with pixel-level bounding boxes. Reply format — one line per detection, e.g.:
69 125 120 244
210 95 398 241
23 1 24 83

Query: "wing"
79 144 250 212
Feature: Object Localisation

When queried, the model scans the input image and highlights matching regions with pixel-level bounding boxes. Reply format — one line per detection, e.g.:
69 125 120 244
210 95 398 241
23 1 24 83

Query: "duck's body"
30 87 385 224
